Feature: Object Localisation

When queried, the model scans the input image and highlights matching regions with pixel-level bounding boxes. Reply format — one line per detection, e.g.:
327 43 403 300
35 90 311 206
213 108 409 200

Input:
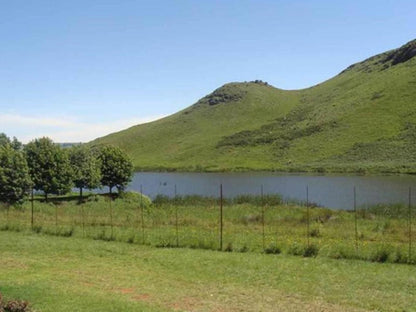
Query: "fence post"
175 184 179 247
140 185 145 244
261 184 265 250
220 184 223 251
6 204 9 226
354 186 358 252
409 187 412 263
109 195 113 239
55 205 58 235
306 185 310 247
31 188 34 230
81 205 85 238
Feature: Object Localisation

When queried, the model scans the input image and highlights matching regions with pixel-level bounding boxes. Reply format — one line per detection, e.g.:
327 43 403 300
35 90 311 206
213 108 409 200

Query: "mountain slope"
91 39 416 173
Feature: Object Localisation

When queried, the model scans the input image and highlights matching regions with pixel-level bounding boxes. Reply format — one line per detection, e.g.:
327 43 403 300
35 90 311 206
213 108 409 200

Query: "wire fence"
0 184 414 264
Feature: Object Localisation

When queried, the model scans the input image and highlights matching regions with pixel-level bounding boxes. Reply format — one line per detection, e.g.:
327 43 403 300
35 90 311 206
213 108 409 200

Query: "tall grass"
0 193 414 264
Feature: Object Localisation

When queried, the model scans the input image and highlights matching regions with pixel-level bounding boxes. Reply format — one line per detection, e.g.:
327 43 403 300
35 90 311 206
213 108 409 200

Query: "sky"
0 0 415 143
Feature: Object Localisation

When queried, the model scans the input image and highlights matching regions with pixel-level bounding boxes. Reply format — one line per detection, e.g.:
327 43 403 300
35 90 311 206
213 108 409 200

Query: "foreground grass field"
0 231 415 311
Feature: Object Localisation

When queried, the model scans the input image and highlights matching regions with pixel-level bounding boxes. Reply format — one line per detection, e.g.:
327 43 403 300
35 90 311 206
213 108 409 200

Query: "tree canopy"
98 145 133 194
69 145 101 199
24 137 73 200
0 136 32 205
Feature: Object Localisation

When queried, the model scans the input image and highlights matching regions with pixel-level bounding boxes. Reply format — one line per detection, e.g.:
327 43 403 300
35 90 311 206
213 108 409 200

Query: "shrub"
287 242 304 256
238 245 249 253
303 244 319 257
126 235 135 244
264 245 281 254
329 246 362 260
391 248 408 264
309 228 320 237
32 225 42 234
224 243 233 252
118 191 152 207
370 246 391 263
93 230 115 242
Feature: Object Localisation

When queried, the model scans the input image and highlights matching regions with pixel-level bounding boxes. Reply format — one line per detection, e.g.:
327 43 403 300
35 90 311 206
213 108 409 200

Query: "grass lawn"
0 231 415 312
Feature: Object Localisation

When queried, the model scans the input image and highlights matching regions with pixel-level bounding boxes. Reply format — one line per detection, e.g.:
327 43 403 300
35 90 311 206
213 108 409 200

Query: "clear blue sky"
1 0 415 142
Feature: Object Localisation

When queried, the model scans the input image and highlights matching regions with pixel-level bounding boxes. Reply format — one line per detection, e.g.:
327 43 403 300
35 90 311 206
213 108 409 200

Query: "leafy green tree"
0 140 32 205
11 137 23 151
0 133 23 151
69 145 101 200
0 133 10 147
24 137 73 200
98 145 133 195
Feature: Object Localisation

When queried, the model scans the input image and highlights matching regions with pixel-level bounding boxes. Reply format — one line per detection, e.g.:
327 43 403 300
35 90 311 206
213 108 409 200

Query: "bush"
303 244 319 257
93 230 115 242
329 246 359 260
370 246 391 263
264 245 281 255
118 191 152 207
32 225 42 234
309 228 320 237
238 245 249 253
287 242 304 256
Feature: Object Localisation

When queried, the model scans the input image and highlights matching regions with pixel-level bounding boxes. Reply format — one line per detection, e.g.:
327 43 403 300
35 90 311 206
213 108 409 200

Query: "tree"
98 145 133 195
24 137 73 200
69 145 101 200
0 133 23 151
0 133 10 147
0 139 32 205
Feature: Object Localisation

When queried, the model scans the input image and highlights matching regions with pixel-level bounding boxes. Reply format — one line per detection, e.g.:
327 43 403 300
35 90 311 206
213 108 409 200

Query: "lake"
127 172 416 210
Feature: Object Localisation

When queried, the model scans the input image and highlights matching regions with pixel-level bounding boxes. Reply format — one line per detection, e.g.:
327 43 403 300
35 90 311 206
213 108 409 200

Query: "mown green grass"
91 40 416 174
1 230 416 311
1 194 414 264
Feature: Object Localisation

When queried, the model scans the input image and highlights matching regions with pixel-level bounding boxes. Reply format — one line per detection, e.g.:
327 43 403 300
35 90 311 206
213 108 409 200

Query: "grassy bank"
0 194 414 264
0 231 415 311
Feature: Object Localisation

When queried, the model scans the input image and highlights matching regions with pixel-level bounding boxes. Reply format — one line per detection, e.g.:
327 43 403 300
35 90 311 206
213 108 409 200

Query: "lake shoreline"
132 165 416 176
129 171 416 210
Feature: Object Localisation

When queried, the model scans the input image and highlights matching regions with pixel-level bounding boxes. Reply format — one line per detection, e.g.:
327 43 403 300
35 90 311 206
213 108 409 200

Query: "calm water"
127 172 416 210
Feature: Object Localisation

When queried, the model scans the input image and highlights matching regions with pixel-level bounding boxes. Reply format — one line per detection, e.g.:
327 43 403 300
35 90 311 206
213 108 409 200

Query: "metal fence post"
110 196 113 239
306 185 310 247
409 187 412 263
220 184 223 251
140 184 145 244
31 188 34 230
175 184 179 247
354 186 358 252
261 184 265 250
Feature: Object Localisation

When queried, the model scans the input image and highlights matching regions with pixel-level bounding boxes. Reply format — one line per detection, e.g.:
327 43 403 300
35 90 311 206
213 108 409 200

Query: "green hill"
91 39 416 173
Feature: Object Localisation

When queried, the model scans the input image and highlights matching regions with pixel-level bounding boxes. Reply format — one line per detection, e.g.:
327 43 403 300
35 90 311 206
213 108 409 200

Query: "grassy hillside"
91 39 416 173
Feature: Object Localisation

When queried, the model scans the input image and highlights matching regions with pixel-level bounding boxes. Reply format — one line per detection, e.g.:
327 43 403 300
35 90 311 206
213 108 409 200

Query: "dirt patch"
120 288 134 294
131 294 151 302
